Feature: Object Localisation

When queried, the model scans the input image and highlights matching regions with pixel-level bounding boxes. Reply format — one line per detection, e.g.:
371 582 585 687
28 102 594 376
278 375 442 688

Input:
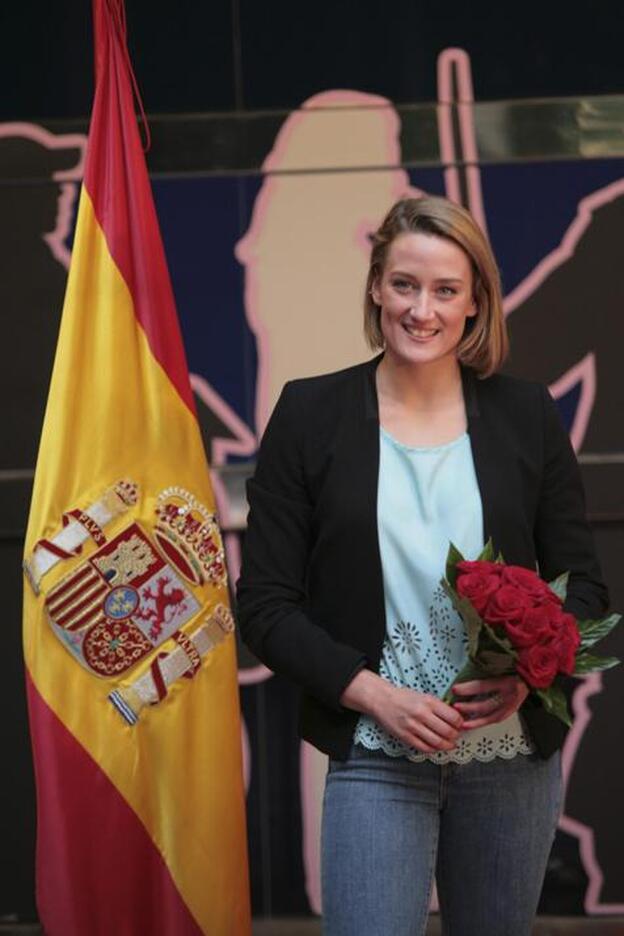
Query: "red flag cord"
103 0 152 153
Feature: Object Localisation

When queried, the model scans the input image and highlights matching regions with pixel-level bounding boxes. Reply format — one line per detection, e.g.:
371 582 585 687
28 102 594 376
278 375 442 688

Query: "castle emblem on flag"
26 481 234 724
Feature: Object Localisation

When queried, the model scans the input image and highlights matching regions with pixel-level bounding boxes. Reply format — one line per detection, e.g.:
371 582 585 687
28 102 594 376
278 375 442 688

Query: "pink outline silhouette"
0 122 86 270
548 353 596 454
236 88 418 435
437 48 489 238
503 187 618 911
557 673 622 914
504 178 624 316
503 179 624 466
488 103 624 921
189 373 272 687
235 89 425 912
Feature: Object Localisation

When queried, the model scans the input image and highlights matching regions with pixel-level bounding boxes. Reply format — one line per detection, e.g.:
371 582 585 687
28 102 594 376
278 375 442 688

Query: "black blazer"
236 355 609 760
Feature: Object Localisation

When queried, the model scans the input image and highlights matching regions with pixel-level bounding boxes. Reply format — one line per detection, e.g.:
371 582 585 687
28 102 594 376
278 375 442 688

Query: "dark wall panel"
2 3 624 121
0 0 237 121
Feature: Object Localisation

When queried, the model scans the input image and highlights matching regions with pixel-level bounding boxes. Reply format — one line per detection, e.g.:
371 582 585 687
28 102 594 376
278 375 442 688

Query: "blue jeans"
321 745 562 936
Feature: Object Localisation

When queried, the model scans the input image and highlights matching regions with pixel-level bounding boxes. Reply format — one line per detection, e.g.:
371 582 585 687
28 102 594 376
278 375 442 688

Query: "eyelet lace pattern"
353 587 534 765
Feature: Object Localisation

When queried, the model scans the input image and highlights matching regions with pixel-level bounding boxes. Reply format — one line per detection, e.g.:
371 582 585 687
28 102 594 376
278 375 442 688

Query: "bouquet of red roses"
441 542 620 725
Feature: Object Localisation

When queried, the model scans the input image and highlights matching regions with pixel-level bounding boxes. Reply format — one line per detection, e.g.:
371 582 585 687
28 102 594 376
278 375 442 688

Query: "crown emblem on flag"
154 486 227 588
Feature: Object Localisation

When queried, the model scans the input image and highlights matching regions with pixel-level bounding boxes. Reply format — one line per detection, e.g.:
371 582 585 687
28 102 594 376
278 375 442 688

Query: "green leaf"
573 653 620 675
535 686 572 727
495 551 505 564
548 571 569 602
441 579 482 656
482 622 515 655
476 650 516 675
577 613 622 651
445 542 465 589
477 538 495 563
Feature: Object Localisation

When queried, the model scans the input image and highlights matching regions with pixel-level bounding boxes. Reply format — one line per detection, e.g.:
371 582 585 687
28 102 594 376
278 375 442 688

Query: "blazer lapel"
352 356 386 654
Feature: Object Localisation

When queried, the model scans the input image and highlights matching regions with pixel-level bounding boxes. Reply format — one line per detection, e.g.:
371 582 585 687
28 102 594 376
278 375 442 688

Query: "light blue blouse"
353 427 533 764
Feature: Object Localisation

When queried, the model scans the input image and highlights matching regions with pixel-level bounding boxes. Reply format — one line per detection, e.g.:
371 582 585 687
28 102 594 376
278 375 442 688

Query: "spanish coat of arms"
25 481 234 725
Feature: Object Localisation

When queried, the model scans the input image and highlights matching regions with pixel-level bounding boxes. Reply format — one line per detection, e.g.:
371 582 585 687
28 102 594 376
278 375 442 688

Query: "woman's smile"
401 321 441 341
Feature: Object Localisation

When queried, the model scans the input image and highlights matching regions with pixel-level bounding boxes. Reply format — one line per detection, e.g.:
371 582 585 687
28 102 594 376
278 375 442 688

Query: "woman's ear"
371 276 382 306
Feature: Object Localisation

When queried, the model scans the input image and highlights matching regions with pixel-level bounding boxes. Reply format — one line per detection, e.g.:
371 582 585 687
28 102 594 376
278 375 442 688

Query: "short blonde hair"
364 196 508 377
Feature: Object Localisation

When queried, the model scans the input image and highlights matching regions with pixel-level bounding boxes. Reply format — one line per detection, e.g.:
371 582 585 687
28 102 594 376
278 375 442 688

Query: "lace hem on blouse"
353 714 534 765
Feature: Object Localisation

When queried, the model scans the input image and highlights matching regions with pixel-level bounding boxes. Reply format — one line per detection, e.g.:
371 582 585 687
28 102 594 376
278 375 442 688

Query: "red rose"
555 613 581 675
517 643 560 689
536 588 564 607
457 560 503 577
504 604 561 648
501 565 560 605
482 584 534 627
456 571 501 615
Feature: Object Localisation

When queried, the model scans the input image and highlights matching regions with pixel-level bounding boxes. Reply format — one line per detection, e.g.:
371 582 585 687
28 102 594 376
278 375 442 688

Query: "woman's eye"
438 286 457 297
392 279 412 291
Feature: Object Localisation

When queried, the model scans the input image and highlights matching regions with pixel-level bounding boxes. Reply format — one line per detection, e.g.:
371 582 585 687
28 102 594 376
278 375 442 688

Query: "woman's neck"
376 353 464 412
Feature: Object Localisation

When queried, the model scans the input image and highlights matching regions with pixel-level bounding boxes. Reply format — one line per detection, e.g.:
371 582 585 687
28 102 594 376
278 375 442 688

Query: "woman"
236 196 608 935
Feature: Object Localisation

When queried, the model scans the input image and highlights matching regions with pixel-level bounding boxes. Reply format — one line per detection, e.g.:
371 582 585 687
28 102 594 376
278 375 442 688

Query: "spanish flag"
22 1 250 933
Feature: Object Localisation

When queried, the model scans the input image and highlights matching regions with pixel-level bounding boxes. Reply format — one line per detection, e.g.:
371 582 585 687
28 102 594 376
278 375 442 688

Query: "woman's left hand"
450 675 529 729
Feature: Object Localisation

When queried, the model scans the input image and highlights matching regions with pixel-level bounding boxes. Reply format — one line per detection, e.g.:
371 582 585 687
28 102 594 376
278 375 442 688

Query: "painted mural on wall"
3 46 623 917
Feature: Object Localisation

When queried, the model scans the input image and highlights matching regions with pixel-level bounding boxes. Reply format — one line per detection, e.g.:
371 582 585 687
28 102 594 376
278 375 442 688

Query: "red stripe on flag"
26 673 203 936
82 2 196 415
47 564 95 602
47 573 101 617
55 584 107 628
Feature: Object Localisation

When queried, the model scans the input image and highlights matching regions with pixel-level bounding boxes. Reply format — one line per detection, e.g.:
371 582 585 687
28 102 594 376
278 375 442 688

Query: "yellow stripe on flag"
24 190 249 933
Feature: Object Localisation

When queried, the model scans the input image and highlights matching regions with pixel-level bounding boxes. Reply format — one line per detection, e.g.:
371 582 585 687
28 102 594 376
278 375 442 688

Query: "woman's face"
371 231 476 369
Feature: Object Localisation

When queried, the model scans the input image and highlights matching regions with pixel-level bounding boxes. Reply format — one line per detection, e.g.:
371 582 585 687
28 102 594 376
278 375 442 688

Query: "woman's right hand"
340 669 464 753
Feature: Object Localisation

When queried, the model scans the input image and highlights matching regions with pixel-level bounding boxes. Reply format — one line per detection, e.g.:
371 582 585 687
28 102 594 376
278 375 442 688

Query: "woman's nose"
407 292 434 319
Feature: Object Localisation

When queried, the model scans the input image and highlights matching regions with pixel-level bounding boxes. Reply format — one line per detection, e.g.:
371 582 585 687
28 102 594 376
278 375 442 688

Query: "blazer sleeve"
236 382 368 710
534 384 609 620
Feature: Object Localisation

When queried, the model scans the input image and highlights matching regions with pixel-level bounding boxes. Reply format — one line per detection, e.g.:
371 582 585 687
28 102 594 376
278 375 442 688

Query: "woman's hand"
450 675 529 730
340 670 464 753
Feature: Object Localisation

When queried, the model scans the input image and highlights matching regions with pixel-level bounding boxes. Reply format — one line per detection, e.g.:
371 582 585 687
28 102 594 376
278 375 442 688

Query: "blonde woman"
237 196 607 935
